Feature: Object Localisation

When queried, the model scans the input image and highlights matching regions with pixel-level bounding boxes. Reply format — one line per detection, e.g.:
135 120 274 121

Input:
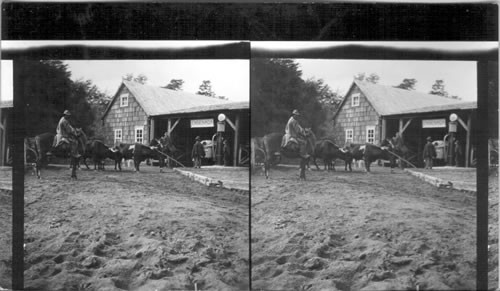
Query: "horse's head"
303 128 316 152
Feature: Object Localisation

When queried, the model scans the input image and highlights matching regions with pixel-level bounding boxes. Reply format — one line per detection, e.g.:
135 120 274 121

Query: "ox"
81 140 115 170
312 139 353 171
349 141 396 173
112 143 134 171
113 143 164 172
131 143 165 172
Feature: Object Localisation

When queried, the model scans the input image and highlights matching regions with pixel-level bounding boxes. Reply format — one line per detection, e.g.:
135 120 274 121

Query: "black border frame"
2 3 498 290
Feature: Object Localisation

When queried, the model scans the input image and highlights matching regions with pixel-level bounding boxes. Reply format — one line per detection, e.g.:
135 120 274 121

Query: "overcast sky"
296 59 477 101
0 59 249 102
65 60 249 101
1 60 13 102
0 58 478 103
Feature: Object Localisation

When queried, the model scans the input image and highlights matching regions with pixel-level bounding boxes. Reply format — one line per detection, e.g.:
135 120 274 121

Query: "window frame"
366 126 376 144
135 126 144 144
345 129 354 143
120 92 129 107
114 129 122 144
351 93 360 107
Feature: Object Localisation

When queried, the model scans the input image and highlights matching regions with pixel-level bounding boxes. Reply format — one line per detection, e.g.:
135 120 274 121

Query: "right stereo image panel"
250 42 496 291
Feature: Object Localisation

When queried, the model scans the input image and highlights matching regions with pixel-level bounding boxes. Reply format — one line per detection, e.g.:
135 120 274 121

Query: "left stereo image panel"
0 59 12 290
8 43 250 291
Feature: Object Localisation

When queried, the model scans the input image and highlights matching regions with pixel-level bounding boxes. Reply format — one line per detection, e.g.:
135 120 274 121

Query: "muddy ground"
251 165 476 290
24 165 249 291
0 189 12 290
489 171 499 290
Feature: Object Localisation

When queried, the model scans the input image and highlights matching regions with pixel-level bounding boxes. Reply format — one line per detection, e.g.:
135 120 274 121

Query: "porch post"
167 118 171 136
150 118 155 141
233 114 240 166
465 113 472 167
381 118 386 142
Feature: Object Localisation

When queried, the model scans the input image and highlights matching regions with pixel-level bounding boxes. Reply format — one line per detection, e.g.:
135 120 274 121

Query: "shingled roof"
167 101 249 115
103 80 234 118
340 80 475 117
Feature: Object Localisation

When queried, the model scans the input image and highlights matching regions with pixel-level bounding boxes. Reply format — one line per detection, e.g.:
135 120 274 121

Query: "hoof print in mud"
150 268 173 280
166 255 189 264
371 271 396 281
303 257 325 270
358 253 367 260
82 256 100 268
390 256 413 266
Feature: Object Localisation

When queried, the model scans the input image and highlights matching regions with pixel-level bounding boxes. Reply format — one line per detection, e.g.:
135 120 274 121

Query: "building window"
135 126 144 144
114 129 122 144
345 129 354 143
120 93 129 107
366 126 376 144
351 93 360 107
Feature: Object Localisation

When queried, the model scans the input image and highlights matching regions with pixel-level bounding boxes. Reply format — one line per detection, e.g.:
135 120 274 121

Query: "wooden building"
0 100 13 166
101 80 249 166
333 80 477 167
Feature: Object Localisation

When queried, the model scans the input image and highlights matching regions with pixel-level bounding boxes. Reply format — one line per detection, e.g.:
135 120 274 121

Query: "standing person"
223 139 231 166
282 109 309 158
191 136 205 168
423 136 437 169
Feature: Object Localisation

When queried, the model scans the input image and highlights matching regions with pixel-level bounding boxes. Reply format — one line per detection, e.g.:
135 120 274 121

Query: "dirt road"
0 189 12 289
489 172 498 290
24 165 249 291
251 165 476 290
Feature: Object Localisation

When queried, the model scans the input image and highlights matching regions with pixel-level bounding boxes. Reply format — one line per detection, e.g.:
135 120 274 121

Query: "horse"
31 129 88 179
261 129 316 180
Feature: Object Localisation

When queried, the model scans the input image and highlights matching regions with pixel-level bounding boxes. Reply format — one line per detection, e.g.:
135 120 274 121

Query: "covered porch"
379 102 477 168
147 102 249 167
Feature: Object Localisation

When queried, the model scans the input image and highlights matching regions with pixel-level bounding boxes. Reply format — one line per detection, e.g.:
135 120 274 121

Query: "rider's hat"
426 136 432 141
292 109 300 116
195 136 201 141
63 110 71 116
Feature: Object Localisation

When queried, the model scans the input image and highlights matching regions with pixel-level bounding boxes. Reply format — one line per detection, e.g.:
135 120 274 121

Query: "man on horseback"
51 110 81 158
282 109 310 159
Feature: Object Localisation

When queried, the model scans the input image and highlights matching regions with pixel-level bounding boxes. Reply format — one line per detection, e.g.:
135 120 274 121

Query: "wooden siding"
102 87 149 146
333 86 381 146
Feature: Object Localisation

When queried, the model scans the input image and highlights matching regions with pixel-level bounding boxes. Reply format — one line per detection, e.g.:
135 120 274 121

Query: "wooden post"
381 118 387 142
167 118 171 136
399 118 403 135
23 140 26 166
0 111 4 166
401 118 412 135
465 113 472 167
233 114 240 166
150 118 155 140
417 119 422 167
